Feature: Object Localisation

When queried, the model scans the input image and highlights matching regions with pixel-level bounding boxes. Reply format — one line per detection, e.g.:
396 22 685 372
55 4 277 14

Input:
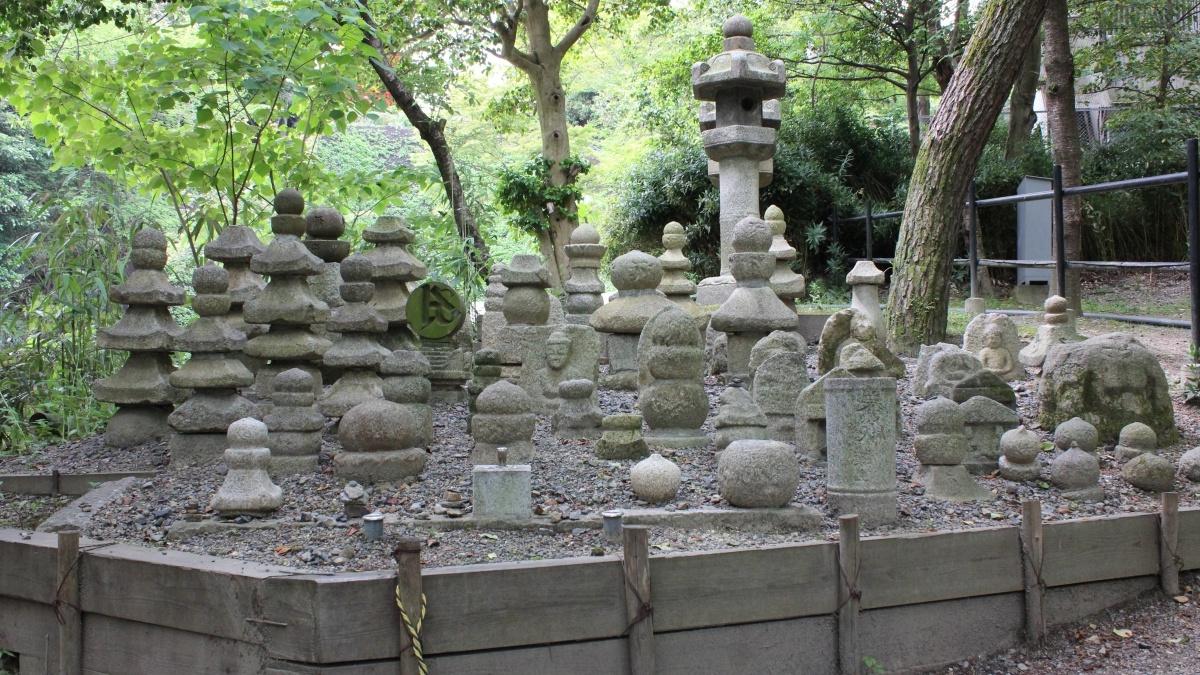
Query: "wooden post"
1159 492 1181 596
393 538 424 675
622 525 654 675
837 515 861 675
1019 500 1045 645
56 529 82 675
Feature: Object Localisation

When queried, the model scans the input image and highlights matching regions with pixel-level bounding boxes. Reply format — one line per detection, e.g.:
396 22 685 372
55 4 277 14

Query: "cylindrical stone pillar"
717 155 761 275
825 376 898 526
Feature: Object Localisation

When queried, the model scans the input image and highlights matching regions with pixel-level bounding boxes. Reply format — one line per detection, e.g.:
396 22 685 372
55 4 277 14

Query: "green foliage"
0 103 51 242
1185 343 1200 405
495 154 590 237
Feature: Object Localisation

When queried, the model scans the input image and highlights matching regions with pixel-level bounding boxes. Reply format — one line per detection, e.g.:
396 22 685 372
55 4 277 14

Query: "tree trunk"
1042 0 1083 311
905 67 922 158
1005 29 1042 160
525 62 575 290
886 0 1048 354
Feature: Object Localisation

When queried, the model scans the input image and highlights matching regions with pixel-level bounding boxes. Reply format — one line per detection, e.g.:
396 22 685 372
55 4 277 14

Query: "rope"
836 556 862 613
53 542 113 624
621 574 654 636
395 580 429 675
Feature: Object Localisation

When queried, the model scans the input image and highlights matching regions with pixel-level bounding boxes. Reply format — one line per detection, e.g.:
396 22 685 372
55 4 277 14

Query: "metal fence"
833 138 1200 346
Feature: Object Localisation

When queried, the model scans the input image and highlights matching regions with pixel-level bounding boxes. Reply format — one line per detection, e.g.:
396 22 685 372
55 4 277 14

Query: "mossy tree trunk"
886 0 1047 354
1005 29 1042 160
1042 0 1084 311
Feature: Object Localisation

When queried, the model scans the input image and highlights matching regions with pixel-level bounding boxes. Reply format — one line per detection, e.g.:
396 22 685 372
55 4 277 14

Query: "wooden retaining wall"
2 502 1197 674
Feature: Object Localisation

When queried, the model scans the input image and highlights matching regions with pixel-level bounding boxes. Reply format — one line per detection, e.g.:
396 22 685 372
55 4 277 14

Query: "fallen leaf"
273 545 292 555
989 512 1005 520
1174 595 1190 603
1113 628 1133 638
486 552 496 560
480 533 498 540
651 543 672 551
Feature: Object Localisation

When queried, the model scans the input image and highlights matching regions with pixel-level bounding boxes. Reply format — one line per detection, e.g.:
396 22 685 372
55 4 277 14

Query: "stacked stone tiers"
563 224 606 324
203 226 267 374
318 255 389 418
363 215 427 351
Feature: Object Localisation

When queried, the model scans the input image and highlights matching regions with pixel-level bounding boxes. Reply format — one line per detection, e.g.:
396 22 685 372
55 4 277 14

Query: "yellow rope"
395 581 429 675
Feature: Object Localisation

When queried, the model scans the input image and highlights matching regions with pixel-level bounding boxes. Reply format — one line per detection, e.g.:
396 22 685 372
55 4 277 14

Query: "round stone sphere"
764 205 786 235
1001 426 1041 464
131 228 169 269
1054 417 1099 453
610 251 662 291
914 397 964 435
558 378 595 399
305 206 345 238
502 286 550 325
383 375 431 405
1179 446 1200 482
228 417 268 447
661 221 686 249
274 188 304 215
340 254 374 283
732 216 772 253
717 440 799 508
1122 452 1174 492
1045 295 1068 315
602 413 643 431
1117 422 1157 452
339 400 424 453
1050 445 1100 490
723 14 752 38
475 380 534 415
193 264 228 294
571 223 601 245
630 453 681 504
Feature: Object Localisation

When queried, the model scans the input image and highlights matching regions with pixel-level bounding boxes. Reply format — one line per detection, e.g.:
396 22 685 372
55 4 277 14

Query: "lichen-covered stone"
1049 443 1103 502
959 395 1020 474
362 215 427 350
1179 446 1200 482
846 260 884 342
717 440 799 508
912 343 1014 407
1122 453 1174 492
553 379 603 440
591 251 676 389
1019 295 1082 367
963 313 1025 380
319 255 389 417
638 306 708 448
714 379 767 451
471 380 536 464
595 414 649 460
563 224 606 323
1053 416 1099 453
210 418 282 517
816 308 904 378
1115 422 1157 461
630 453 682 503
998 425 1042 482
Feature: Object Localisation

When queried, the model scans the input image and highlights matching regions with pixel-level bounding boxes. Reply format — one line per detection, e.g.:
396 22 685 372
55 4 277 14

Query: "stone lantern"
692 14 786 305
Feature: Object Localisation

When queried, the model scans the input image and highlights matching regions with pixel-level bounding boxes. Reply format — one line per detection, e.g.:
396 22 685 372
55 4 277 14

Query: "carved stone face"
984 329 1004 348
547 339 571 370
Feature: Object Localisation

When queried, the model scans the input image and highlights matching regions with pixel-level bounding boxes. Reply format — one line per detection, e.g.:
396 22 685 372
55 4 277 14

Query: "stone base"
964 297 986 318
1063 485 1105 502
695 275 736 306
472 465 532 523
595 439 649 460
555 426 601 441
269 454 320 475
827 490 897 527
916 465 991 502
334 448 427 481
600 369 639 391
998 457 1042 482
471 440 534 465
104 405 172 448
644 428 709 449
168 432 228 465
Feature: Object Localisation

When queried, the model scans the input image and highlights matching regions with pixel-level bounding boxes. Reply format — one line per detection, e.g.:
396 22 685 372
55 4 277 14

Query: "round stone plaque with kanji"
406 280 465 340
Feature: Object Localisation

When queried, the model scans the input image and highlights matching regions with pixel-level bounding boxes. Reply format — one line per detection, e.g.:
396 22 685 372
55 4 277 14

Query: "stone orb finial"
1045 295 1067 314
662 221 686 249
475 380 534 415
610 251 663 290
192 264 228 294
571 223 601 245
228 417 268 447
275 367 314 393
130 228 169 270
305 206 346 238
340 253 374 283
732 216 772 253
914 396 964 434
723 14 753 38
274 188 304 215
133 227 168 251
558 378 595 399
764 205 785 235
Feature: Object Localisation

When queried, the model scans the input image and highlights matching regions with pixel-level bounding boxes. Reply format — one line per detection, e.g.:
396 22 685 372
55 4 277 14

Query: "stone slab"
35 477 138 533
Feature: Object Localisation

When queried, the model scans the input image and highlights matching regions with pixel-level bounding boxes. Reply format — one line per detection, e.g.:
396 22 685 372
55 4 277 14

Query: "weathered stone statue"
553 379 603 440
303 205 350 315
638 305 708 448
750 332 809 443
1049 441 1102 502
318 255 389 417
912 397 990 502
497 254 556 371
362 215 427 350
825 373 898 525
243 189 330 398
846 260 884 342
480 263 509 351
718 440 799 508
563 224 606 324
959 395 1019 474
710 216 800 380
467 349 503 422
519 324 600 413
747 330 806 386
764 205 805 308
380 350 433 444
816 307 904 378
796 342 888 462
912 343 1015 407
596 413 649 460
210 418 282 518
203 225 266 374
94 228 185 447
714 378 768 451
998 426 1042 482
168 265 257 462
657 221 710 341
1019 295 1081 367
692 15 785 305
963 313 1024 380
590 251 676 390
471 380 536 464
264 368 324 473
1115 422 1157 461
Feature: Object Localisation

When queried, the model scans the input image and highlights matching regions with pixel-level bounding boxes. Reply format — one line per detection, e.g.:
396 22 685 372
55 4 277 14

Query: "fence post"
1019 500 1045 645
1159 492 1181 597
1051 164 1067 302
837 515 861 675
56 529 82 675
864 199 873 262
1186 139 1199 351
393 538 425 675
622 526 654 675
967 180 980 299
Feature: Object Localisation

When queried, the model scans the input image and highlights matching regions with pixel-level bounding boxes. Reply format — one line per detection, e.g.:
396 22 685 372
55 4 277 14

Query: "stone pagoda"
167 265 258 462
203 225 266 373
709 216 799 380
657 221 710 340
692 14 785 305
318 254 390 417
93 228 185 448
764 205 805 308
563 223 606 325
362 215 427 350
243 189 331 398
303 205 350 316
497 254 555 370
590 251 676 390
638 305 708 448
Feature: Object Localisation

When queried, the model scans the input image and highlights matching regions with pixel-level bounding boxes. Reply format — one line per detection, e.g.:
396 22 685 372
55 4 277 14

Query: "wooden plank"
858 526 1022 609
393 539 423 675
56 531 81 675
1160 493 1181 595
656 617 837 675
0 596 57 669
0 530 59 603
1178 507 1200 570
649 541 838 632
0 472 155 496
1042 513 1159 586
859 593 1024 673
837 515 860 675
0 475 53 494
80 542 297 644
264 556 628 663
18 654 48 675
265 660 402 674
81 614 267 674
426 638 629 675
622 526 653 675
1044 576 1158 627
1020 500 1045 645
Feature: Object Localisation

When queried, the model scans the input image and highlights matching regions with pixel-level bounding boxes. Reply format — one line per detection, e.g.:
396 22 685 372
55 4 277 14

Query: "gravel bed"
0 436 168 474
1 319 1198 574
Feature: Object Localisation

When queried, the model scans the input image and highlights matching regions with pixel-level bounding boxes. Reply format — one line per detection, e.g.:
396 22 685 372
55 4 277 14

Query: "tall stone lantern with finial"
692 14 786 305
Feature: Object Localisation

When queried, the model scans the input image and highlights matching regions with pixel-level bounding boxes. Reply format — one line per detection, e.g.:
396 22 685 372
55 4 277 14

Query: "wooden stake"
393 538 424 675
837 514 861 675
1159 492 1181 596
1020 500 1045 645
56 529 81 675
622 525 654 675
